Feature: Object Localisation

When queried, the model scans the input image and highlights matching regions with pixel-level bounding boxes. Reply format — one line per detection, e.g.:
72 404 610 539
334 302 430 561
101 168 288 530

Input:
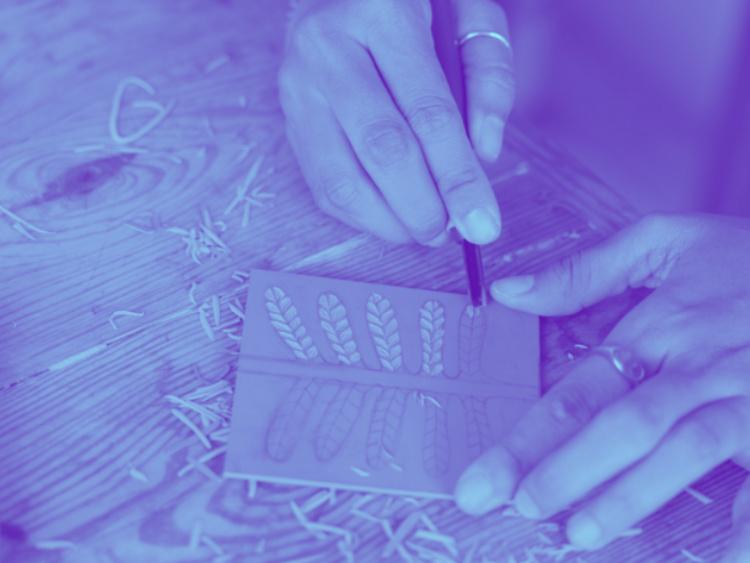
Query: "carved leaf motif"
366 293 402 372
314 292 365 460
463 396 493 460
266 379 322 461
366 386 407 469
365 293 408 468
423 395 450 476
318 293 361 365
314 384 367 461
419 300 445 376
264 287 319 361
458 305 486 380
263 287 322 460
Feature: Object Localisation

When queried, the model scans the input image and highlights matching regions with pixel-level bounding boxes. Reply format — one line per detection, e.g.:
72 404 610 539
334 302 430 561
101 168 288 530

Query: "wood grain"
0 0 745 561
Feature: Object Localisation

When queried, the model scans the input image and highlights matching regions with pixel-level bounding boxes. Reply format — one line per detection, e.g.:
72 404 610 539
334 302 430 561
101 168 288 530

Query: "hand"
279 0 514 245
453 213 750 559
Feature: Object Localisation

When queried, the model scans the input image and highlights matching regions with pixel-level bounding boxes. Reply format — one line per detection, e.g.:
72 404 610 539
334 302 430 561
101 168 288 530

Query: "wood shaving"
350 466 370 477
228 301 245 320
177 446 227 477
109 75 174 145
201 534 224 555
413 529 458 556
241 199 251 228
170 408 211 449
109 310 144 330
302 490 332 513
680 548 704 562
198 306 215 341
193 461 222 482
34 540 76 550
685 486 713 505
211 295 221 326
128 465 149 483
73 144 106 153
189 521 202 550
223 330 242 341
204 55 229 73
0 203 54 236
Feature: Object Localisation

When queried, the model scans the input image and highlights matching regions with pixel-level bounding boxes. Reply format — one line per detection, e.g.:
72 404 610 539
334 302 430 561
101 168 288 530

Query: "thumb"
490 215 693 316
455 0 515 162
723 472 750 562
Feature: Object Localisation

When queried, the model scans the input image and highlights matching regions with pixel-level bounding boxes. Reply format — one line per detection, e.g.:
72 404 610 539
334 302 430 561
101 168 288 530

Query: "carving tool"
430 0 489 307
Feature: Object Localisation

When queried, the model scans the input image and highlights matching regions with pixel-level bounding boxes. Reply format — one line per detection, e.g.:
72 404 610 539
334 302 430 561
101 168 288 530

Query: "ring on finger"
456 31 511 50
589 345 650 389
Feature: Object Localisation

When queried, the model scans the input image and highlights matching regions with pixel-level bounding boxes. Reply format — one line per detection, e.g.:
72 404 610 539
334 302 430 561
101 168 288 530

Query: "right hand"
278 0 515 245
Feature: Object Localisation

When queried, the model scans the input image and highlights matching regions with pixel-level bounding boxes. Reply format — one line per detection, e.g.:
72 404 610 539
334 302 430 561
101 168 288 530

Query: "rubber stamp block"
226 269 539 498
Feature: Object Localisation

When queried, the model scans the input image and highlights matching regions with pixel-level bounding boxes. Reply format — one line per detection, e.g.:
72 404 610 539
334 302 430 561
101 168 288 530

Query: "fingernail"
514 489 541 519
480 115 504 161
457 208 501 244
491 275 535 299
455 467 495 514
425 230 449 248
567 513 602 547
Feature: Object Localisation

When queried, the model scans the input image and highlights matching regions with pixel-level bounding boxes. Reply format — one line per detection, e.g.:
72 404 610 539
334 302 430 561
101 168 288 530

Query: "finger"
454 353 631 515
566 397 750 549
367 6 501 244
279 70 412 244
513 361 738 521
725 473 750 562
456 0 515 162
313 42 450 246
490 214 697 316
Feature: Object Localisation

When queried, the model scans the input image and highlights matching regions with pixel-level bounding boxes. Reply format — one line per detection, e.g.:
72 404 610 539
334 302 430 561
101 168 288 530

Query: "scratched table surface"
0 1 745 562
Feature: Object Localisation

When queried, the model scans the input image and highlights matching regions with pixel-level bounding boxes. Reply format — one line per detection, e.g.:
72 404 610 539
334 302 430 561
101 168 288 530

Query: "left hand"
453 213 750 558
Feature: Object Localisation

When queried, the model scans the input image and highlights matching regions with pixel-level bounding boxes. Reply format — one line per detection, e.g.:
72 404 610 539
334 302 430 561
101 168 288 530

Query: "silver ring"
456 31 511 50
589 345 649 388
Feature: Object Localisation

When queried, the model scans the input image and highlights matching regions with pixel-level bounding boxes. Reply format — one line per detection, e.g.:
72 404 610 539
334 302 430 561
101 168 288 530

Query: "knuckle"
404 96 457 138
637 213 672 238
549 251 591 307
438 168 482 198
359 118 411 166
685 416 726 461
290 11 334 53
547 384 600 426
409 209 447 242
317 175 361 212
466 61 516 93
277 63 299 109
610 396 664 447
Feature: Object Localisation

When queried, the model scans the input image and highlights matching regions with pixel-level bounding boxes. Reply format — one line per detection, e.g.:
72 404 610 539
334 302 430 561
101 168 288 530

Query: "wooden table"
0 1 745 561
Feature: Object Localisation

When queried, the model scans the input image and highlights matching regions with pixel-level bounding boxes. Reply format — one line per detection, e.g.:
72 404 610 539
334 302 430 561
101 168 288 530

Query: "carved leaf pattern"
260 286 494 478
264 287 319 361
419 300 450 475
264 287 321 460
419 300 445 376
314 293 365 461
318 293 361 365
423 395 450 476
458 305 491 462
366 387 407 469
458 305 486 379
366 293 402 372
463 396 493 460
365 293 407 469
265 379 322 461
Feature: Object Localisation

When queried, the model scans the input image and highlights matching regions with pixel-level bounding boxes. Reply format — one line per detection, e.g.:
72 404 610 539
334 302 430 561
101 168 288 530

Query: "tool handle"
430 0 469 132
